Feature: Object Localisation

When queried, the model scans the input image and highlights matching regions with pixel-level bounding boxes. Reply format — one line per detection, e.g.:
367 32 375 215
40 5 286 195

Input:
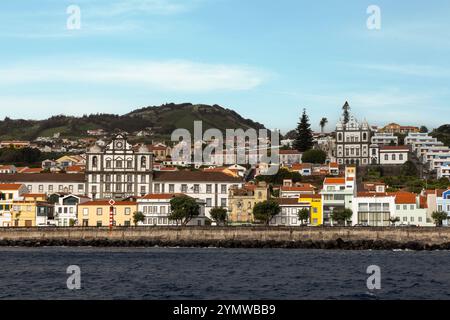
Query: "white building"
320 166 356 225
335 115 371 165
270 198 306 226
369 145 410 165
0 183 28 227
137 194 206 226
278 150 302 165
0 173 86 195
152 171 243 218
54 194 91 226
371 133 398 145
438 163 450 180
352 191 431 227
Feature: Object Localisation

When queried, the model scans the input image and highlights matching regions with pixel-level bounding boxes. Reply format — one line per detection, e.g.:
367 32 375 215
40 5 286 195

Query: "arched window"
338 133 343 141
363 132 367 141
92 156 98 168
141 156 147 168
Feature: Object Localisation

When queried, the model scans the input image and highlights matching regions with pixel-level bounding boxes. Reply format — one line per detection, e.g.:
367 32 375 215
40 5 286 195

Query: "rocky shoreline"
1 238 449 250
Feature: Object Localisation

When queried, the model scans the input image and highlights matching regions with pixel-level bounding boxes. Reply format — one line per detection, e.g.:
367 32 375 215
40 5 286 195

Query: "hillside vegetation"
0 103 267 140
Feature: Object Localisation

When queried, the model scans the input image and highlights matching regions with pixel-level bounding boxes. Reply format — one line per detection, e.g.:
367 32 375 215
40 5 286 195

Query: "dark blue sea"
1 247 449 300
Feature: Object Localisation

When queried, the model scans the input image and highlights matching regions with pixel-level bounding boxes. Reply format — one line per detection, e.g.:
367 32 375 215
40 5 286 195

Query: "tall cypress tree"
293 108 314 152
342 101 350 124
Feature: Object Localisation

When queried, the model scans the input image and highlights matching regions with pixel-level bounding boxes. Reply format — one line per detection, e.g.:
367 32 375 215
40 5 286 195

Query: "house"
22 168 43 174
0 165 17 174
147 144 171 161
328 162 340 176
369 145 410 165
437 189 450 226
228 182 270 224
352 191 431 227
278 149 302 165
11 194 54 227
380 123 420 134
65 165 85 174
270 198 308 226
291 163 312 176
153 171 243 219
0 183 29 227
279 179 315 198
320 166 356 226
137 194 206 226
0 140 31 149
77 200 137 227
299 194 323 226
438 163 450 180
55 194 91 227
0 173 86 195
371 132 398 145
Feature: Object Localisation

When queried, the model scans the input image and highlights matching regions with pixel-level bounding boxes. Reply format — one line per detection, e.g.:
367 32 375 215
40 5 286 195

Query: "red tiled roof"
0 183 24 190
281 186 315 192
275 198 305 205
154 171 242 182
141 193 185 200
324 177 345 185
279 150 301 155
81 201 137 206
299 194 321 199
393 192 417 204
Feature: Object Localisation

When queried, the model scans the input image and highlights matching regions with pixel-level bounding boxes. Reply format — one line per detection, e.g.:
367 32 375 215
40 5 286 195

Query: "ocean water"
1 247 450 300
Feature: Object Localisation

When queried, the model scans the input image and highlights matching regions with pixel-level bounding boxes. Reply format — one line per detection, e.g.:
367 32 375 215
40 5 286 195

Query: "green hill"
431 124 450 147
0 103 267 141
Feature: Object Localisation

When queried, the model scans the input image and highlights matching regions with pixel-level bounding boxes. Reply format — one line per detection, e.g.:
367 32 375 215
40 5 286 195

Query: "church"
335 116 372 165
85 135 153 199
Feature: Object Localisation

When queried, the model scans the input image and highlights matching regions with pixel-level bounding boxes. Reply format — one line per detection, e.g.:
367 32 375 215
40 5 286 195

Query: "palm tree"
319 117 328 133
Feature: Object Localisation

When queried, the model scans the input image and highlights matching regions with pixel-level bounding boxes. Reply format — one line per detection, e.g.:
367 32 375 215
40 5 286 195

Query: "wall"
1 226 450 245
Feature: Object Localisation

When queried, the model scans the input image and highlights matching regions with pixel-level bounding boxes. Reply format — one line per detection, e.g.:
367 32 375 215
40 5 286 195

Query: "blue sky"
0 0 449 133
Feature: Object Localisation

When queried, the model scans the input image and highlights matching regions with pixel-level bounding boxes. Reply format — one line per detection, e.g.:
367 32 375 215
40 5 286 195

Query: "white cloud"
349 63 450 78
0 59 269 92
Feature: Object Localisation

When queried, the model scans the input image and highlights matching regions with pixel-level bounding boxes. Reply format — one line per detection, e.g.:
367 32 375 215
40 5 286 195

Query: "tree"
301 149 327 164
432 211 448 227
389 216 400 226
210 207 228 225
331 208 353 226
319 117 328 133
252 200 280 225
342 101 350 124
169 195 200 226
133 211 145 226
293 109 314 152
401 161 418 176
297 208 310 225
419 126 428 133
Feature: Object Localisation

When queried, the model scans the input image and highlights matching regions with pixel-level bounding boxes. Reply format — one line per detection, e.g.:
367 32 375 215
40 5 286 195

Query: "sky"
0 0 449 133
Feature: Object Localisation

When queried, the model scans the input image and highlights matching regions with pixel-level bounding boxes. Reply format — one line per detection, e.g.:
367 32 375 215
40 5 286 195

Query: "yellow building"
11 194 53 227
0 184 29 227
77 200 137 227
228 182 270 224
299 194 323 226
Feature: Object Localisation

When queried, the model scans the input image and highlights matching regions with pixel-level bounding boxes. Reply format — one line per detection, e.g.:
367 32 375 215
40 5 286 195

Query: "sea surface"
1 247 450 300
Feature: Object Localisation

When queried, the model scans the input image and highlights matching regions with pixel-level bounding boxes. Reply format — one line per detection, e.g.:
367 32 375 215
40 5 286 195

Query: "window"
78 184 84 192
206 184 212 193
125 208 131 215
154 184 161 193
141 175 146 183
221 185 227 194
385 154 389 161
206 198 212 207
140 186 146 195
116 160 123 168
399 154 404 161
169 184 175 193
39 185 44 192
392 154 396 161
220 198 227 207
193 184 200 194
96 208 102 215
97 221 102 227
106 160 111 168
92 156 98 168
127 160 133 168
181 184 188 193
141 156 147 168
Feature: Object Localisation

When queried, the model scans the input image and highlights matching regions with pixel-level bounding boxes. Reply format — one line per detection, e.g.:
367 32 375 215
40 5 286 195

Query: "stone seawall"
1 227 450 250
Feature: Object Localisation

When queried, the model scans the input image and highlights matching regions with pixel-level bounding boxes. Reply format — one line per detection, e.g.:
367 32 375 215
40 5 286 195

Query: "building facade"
85 135 154 199
335 116 371 165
